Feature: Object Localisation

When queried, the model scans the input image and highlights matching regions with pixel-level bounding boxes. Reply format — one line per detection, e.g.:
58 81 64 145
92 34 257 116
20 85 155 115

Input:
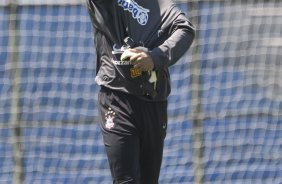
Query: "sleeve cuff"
148 48 168 70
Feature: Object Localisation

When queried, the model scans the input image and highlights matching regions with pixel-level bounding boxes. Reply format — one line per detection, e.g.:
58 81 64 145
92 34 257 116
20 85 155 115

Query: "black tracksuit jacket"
87 0 195 101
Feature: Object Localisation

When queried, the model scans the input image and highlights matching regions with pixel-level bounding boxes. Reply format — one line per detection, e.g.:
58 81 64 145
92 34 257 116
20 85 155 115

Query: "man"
86 0 195 183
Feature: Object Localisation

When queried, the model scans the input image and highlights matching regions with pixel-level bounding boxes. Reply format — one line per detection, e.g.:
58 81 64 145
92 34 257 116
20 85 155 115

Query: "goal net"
0 0 281 183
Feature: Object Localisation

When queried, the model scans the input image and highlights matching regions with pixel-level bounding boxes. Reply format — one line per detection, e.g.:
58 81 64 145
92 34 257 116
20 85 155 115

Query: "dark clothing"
87 0 195 101
87 0 194 183
98 87 167 183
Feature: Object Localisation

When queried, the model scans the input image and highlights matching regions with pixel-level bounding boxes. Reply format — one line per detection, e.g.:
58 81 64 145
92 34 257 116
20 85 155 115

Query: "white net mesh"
0 0 281 183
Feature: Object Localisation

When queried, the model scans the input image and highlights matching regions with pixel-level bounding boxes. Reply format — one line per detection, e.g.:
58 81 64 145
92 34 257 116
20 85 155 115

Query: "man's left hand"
127 49 154 72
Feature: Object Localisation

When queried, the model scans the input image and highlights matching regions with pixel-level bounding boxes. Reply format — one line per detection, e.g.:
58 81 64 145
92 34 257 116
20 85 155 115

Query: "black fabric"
98 87 167 183
87 1 195 182
87 0 195 101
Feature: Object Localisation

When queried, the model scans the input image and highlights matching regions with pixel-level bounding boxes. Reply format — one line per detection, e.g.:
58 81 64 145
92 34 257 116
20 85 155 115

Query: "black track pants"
98 87 167 184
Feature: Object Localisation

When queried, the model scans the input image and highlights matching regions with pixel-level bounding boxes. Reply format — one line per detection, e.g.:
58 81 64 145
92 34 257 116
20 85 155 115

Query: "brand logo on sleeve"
117 0 150 25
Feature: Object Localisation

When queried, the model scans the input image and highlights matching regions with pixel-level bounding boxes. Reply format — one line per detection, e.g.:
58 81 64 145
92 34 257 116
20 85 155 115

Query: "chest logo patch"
117 0 150 25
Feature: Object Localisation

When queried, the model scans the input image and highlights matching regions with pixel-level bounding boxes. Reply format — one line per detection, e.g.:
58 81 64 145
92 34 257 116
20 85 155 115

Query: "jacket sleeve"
149 13 195 70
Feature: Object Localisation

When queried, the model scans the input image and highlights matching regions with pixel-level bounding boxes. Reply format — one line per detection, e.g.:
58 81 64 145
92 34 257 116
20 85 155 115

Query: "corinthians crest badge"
105 107 116 130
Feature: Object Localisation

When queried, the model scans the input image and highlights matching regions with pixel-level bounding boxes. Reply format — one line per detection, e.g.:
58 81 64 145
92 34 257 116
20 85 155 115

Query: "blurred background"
0 0 281 183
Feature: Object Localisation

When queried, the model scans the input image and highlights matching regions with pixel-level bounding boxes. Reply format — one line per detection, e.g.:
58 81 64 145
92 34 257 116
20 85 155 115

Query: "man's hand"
121 48 154 72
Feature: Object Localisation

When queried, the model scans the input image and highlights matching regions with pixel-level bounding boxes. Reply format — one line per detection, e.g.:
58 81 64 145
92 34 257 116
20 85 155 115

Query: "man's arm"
149 13 195 70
